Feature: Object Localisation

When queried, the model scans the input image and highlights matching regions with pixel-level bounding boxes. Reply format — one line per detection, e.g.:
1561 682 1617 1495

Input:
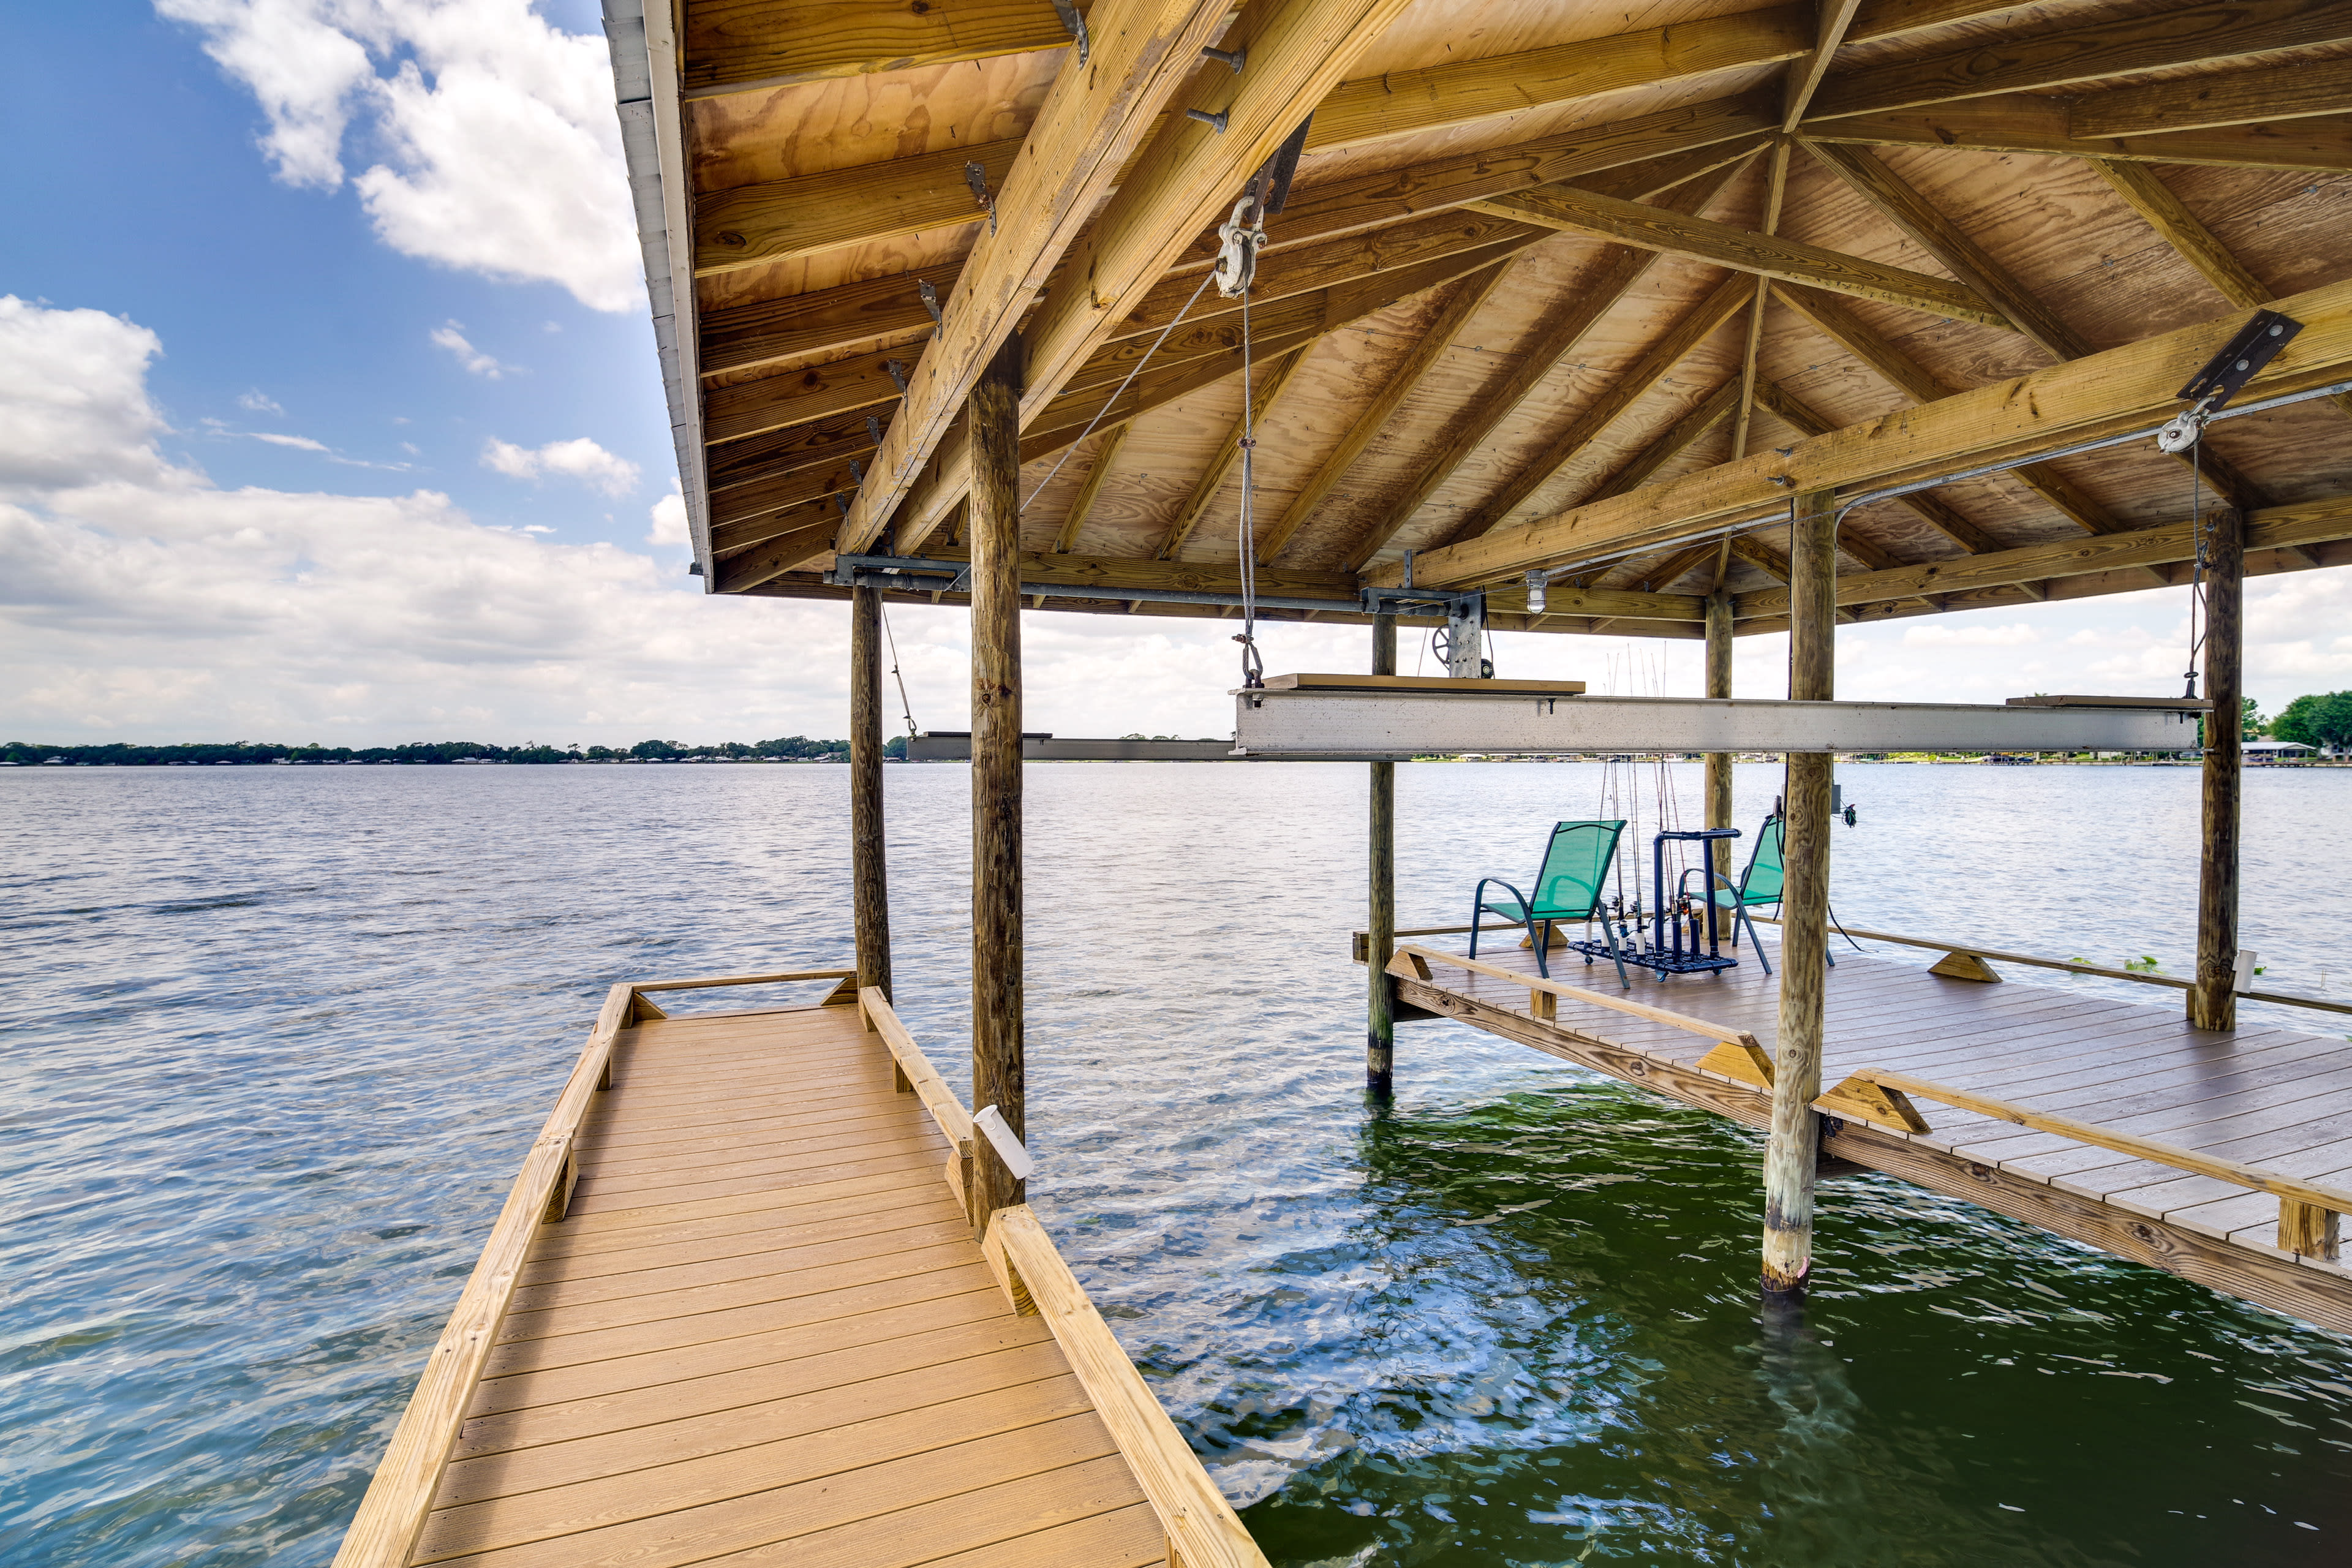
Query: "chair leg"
1604 923 1631 989
1533 919 1550 980
1740 905 1772 976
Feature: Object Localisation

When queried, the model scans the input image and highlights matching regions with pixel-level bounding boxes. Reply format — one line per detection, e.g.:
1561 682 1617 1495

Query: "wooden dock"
1381 927 2352 1333
334 974 1264 1568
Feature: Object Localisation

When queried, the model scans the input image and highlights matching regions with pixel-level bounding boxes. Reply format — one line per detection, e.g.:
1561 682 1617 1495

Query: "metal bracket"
918 277 943 327
1050 0 1088 65
2177 308 2302 409
884 360 910 395
866 413 886 446
963 161 997 235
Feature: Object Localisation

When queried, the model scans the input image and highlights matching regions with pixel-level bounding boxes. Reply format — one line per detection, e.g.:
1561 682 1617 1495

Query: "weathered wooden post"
2189 507 2244 1032
1705 590 1735 884
969 334 1026 1235
1761 491 1836 1297
1368 612 1397 1098
850 584 893 1005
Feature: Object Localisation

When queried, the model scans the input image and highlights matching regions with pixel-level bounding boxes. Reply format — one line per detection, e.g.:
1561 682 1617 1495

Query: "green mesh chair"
1711 814 1839 976
1469 820 1630 987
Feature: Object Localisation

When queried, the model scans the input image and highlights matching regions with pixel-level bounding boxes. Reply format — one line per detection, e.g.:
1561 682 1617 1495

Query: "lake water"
6 761 2352 1567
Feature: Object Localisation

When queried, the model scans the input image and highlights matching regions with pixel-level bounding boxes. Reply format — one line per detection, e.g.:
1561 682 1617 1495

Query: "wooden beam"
1804 92 2352 171
865 0 1423 556
1387 274 2352 587
1845 0 2043 46
1730 531 1792 581
1807 0 2352 123
2073 54 2352 139
700 266 957 380
1751 378 1997 552
929 548 1362 601
1732 494 2352 615
1730 140 1792 460
1470 183 2011 325
696 140 1022 279
1593 377 1744 500
1311 3 1811 153
1253 261 1522 564
1340 158 1755 571
704 345 913 447
837 0 1235 556
1782 0 1867 130
1155 347 1314 558
1619 537 1729 592
1434 273 1757 550
711 514 841 594
1803 140 2085 357
1054 425 1131 554
685 0 1083 98
710 499 838 559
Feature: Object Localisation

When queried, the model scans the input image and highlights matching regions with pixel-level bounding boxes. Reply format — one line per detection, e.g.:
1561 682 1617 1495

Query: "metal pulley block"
1212 195 1267 298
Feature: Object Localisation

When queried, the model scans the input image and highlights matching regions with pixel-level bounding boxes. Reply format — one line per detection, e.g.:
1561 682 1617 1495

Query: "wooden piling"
970 334 1026 1234
2190 507 2243 1033
1368 613 1397 1097
1705 590 1735 884
850 584 893 1004
1762 491 1836 1297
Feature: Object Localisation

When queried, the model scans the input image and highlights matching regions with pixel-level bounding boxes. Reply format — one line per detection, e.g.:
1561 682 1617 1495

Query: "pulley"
1212 195 1267 299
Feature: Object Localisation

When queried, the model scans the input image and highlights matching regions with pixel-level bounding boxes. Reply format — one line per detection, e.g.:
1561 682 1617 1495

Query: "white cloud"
238 388 284 414
0 297 175 497
250 431 330 451
430 320 513 378
1900 621 2040 647
156 1 639 311
646 488 687 546
482 435 638 496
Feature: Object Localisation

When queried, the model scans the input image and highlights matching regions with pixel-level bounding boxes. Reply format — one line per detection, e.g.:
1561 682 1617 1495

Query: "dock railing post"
1762 489 1836 1297
970 334 1027 1236
851 583 894 1006
1705 590 1735 884
1368 612 1397 1098
2190 506 2243 1033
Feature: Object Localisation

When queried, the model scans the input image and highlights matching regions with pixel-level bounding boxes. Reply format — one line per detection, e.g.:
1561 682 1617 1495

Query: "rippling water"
6 761 2352 1566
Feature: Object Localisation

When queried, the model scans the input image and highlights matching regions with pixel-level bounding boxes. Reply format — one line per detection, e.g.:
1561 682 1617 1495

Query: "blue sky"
4 2 2346 746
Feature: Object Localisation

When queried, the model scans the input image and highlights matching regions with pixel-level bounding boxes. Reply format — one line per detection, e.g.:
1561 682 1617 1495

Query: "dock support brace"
2190 507 2242 1031
1367 613 1396 1098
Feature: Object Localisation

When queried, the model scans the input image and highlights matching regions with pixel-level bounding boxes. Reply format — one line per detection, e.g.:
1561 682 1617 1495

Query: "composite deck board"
413 1005 1153 1568
1408 930 2352 1323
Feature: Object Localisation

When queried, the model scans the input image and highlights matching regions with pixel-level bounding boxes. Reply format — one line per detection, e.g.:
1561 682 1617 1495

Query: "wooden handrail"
332 982 636 1568
1833 1067 2352 1217
1390 943 1762 1050
988 1206 1270 1568
633 966 857 992
859 988 976 1147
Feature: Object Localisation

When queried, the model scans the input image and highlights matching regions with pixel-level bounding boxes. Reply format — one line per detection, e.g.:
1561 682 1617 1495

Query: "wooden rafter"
1809 141 2269 510
1736 496 2352 616
1428 273 1757 551
1334 158 1754 571
1469 183 2012 325
1729 141 1792 461
1781 0 1866 129
700 267 955 380
831 0 1236 556
1389 273 2352 589
1254 259 1523 565
1592 377 1744 501
1156 348 1315 558
856 0 1422 556
705 347 911 446
1807 0 2352 123
685 0 1084 97
1804 93 2352 172
2073 55 2352 139
1055 426 1132 554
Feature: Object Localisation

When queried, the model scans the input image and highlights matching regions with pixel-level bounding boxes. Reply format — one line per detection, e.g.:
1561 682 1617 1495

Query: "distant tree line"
2 735 913 766
2270 690 2352 750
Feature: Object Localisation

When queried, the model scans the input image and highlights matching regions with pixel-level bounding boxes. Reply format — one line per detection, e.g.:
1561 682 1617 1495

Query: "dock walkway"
1386 930 2352 1331
336 979 1264 1568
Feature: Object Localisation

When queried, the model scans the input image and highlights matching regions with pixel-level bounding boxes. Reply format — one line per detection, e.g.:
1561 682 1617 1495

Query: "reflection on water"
3 761 2350 1566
